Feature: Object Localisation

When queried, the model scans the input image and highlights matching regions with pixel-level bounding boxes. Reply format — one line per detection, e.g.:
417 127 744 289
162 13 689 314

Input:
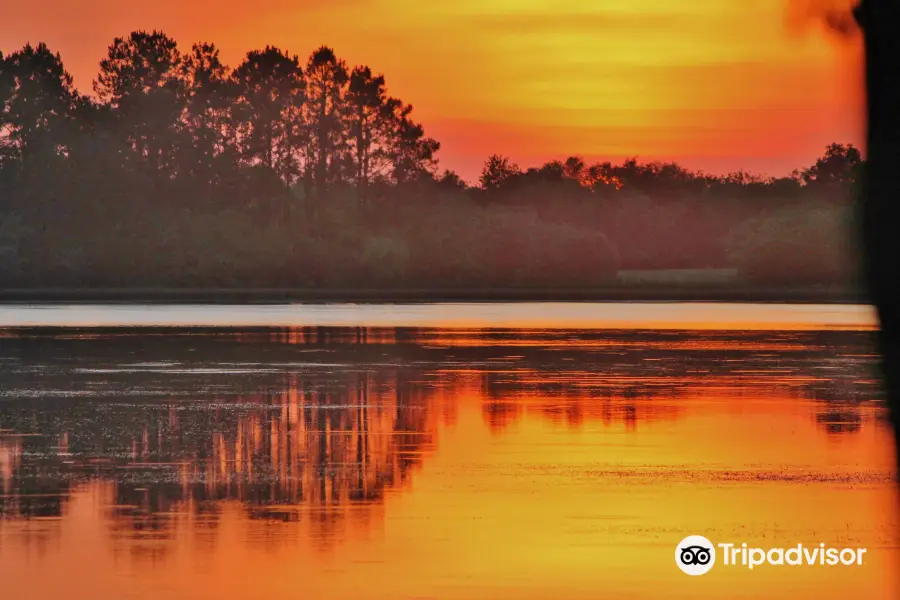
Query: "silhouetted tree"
0 43 78 168
345 66 388 202
232 46 304 184
563 156 586 182
304 46 348 200
537 160 565 181
479 154 520 191
180 42 236 187
585 161 622 192
436 169 467 191
385 100 439 184
94 31 186 175
801 142 863 190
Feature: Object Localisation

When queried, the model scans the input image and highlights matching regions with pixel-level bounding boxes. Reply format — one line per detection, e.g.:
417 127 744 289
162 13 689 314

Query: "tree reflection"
0 326 886 555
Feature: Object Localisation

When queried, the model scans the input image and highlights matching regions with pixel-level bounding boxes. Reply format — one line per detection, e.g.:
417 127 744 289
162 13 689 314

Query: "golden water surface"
0 322 896 599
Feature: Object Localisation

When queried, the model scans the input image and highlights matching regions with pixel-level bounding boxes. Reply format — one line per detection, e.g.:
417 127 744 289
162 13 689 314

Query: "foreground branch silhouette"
855 0 900 474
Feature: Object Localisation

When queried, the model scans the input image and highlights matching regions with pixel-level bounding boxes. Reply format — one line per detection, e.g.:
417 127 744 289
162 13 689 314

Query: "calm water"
0 303 896 599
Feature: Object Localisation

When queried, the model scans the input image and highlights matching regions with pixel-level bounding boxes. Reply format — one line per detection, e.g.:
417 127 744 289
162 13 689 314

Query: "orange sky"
1 0 864 182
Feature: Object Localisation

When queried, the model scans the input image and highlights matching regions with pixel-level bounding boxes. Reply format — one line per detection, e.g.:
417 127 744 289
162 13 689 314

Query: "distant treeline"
0 32 863 290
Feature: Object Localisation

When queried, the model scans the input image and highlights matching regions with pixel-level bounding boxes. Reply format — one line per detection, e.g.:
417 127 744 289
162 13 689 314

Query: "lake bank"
0 285 868 304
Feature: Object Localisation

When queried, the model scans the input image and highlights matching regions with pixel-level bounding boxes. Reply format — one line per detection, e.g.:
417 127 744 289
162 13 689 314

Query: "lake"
0 303 896 599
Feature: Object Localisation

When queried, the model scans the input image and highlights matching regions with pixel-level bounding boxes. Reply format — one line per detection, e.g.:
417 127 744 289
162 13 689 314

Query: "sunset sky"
2 0 864 182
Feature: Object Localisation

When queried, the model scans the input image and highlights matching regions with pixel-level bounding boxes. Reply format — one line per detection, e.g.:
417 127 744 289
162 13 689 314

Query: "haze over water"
0 303 896 599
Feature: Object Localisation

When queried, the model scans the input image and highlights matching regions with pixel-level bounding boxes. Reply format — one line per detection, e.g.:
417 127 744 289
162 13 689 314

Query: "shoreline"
0 287 869 305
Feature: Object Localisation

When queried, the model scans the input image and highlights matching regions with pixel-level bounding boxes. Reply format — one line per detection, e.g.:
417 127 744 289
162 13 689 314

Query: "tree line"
0 31 865 291
1 32 440 207
1 32 865 198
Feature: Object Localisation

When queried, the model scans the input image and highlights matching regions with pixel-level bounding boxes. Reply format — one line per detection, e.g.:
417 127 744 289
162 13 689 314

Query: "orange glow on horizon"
1 0 865 182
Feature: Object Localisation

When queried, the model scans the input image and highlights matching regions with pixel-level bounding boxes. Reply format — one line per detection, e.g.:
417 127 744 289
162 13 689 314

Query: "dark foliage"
0 33 863 290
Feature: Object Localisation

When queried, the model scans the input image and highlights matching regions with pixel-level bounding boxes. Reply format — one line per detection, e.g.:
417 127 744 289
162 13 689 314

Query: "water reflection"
0 327 895 599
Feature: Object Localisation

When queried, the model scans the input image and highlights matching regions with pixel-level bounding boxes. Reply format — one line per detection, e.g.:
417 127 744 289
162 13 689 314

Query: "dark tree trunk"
856 0 900 472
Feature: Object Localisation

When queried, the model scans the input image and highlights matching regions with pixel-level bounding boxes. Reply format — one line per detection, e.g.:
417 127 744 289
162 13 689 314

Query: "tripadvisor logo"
675 536 867 576
676 535 716 576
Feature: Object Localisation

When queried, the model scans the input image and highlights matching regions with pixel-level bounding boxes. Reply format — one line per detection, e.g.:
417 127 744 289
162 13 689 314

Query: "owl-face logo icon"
675 535 716 575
